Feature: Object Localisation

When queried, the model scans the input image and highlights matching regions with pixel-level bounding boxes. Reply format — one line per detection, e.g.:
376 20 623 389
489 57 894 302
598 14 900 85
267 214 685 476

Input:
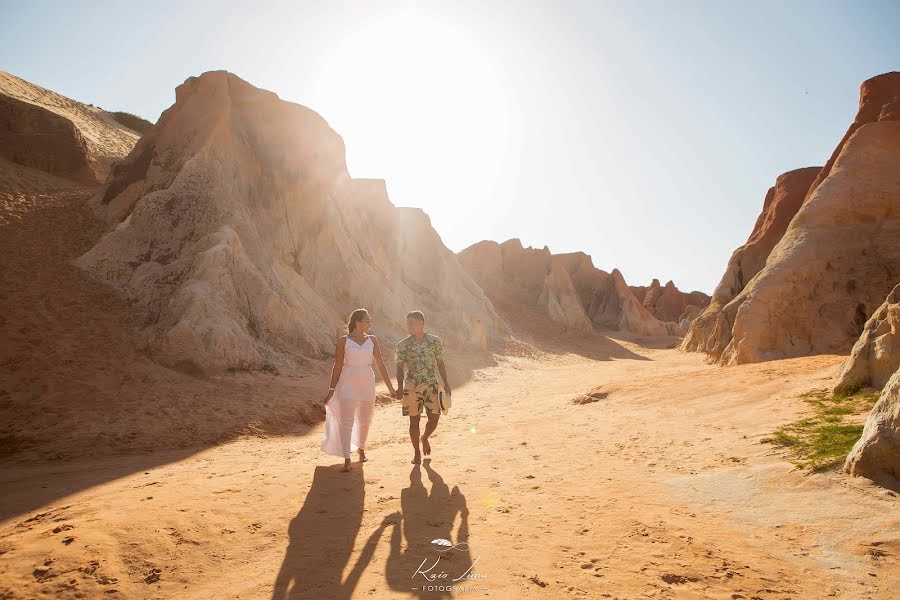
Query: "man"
395 310 452 464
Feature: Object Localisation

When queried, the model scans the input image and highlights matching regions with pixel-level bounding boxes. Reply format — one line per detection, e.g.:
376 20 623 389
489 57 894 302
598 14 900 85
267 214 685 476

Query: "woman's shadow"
271 464 391 600
271 461 472 599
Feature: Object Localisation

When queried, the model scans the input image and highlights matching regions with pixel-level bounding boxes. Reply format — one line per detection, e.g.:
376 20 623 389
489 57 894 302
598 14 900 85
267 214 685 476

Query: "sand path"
2 345 898 599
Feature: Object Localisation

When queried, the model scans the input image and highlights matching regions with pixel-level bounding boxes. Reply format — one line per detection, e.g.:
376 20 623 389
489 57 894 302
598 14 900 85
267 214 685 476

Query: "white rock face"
77 71 507 373
844 366 900 488
834 283 900 394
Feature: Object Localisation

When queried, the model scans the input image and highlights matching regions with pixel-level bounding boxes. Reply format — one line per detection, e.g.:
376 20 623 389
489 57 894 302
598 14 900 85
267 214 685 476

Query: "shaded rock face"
631 279 710 322
678 304 704 332
844 367 900 489
834 283 900 394
681 167 820 356
77 71 507 374
684 72 900 365
458 240 678 336
587 269 677 336
458 239 593 331
0 93 96 183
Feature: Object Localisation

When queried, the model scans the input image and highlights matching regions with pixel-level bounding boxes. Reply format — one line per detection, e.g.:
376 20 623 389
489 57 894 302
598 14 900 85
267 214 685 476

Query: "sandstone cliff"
458 239 680 336
681 167 820 357
77 71 507 374
683 72 900 364
631 279 710 322
834 283 900 395
844 366 900 489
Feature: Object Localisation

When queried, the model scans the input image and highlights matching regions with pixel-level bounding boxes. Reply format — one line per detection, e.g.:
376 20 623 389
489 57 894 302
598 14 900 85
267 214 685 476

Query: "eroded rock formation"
459 240 681 336
834 283 900 394
683 72 900 364
681 167 821 358
589 270 679 336
458 239 594 331
77 71 507 374
844 366 900 489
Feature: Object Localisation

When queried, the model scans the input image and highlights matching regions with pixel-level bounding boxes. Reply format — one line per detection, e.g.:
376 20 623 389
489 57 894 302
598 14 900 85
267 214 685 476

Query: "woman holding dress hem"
321 308 396 472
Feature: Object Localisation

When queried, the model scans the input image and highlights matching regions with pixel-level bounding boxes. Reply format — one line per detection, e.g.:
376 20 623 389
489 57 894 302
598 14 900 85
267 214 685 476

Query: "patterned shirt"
395 333 443 386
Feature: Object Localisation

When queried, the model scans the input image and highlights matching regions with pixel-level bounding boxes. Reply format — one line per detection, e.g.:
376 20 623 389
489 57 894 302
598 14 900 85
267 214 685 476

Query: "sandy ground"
1 163 898 599
2 340 899 599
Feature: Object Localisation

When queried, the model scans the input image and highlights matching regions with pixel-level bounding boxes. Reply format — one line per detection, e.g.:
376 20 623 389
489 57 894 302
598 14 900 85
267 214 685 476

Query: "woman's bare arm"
322 337 346 404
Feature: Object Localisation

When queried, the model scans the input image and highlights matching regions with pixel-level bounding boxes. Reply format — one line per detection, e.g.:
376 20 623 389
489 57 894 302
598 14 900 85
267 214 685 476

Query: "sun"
309 9 511 238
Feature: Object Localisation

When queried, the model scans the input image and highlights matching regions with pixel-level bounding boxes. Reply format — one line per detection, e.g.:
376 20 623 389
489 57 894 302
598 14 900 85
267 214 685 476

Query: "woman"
321 308 396 472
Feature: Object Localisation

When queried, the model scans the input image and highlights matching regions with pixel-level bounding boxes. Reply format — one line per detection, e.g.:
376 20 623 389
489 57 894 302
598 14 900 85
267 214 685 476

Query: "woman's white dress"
320 336 376 459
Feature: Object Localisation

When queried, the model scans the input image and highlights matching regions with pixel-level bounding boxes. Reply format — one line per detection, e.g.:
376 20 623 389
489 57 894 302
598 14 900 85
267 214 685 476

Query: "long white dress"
320 336 377 459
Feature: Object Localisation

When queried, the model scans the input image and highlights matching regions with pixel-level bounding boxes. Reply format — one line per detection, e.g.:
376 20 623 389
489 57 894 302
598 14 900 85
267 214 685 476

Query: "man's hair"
406 310 425 323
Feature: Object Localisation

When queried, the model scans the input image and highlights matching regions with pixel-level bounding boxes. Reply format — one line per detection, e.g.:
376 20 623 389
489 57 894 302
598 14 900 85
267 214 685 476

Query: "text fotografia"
415 583 482 593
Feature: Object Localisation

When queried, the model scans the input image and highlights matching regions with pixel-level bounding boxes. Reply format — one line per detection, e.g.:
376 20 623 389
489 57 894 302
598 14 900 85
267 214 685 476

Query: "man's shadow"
385 461 474 599
272 464 391 600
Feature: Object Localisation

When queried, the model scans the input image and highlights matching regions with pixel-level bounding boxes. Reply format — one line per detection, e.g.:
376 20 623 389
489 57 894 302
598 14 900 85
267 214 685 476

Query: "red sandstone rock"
806 72 900 202
681 167 820 356
632 279 710 322
458 240 676 336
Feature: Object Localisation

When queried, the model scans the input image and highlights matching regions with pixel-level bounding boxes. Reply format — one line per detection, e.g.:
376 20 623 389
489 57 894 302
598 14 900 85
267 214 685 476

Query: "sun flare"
310 10 511 235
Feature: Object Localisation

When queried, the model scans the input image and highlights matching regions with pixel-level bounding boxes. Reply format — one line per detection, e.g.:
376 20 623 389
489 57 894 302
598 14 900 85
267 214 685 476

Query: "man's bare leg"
409 415 422 463
421 414 439 457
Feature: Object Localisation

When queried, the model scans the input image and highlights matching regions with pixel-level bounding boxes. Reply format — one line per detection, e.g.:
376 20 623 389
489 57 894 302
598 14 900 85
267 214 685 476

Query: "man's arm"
436 359 451 396
395 360 404 399
434 337 451 395
437 358 451 396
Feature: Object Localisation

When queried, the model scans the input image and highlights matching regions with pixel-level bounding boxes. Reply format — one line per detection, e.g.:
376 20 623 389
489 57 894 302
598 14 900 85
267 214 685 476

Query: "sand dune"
0 71 139 180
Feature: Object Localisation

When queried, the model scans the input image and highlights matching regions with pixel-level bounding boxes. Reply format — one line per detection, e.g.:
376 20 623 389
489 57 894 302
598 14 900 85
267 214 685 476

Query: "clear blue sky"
2 0 897 293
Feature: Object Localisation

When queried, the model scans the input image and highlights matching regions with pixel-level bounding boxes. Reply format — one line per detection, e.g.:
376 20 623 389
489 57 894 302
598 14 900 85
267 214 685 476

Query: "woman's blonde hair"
347 308 369 334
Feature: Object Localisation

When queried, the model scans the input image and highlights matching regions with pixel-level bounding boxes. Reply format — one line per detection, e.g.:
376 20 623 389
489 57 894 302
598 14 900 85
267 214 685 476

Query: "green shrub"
761 388 878 472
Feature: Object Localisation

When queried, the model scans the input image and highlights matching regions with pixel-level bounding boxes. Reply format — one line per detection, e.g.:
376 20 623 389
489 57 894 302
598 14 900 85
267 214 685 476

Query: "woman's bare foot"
411 453 421 464
421 436 431 457
341 459 352 472
358 449 368 462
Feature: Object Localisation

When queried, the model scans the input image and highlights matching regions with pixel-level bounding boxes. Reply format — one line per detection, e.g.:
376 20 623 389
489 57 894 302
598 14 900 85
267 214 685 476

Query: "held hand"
445 386 452 397
395 388 404 400
322 389 334 405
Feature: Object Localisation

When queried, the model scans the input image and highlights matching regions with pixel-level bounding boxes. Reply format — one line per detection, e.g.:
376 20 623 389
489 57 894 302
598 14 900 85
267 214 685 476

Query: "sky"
2 0 898 293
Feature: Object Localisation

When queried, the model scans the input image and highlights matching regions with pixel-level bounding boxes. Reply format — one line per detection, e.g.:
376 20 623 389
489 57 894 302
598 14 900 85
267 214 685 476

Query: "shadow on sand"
384 461 476 599
271 461 476 600
271 464 373 600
